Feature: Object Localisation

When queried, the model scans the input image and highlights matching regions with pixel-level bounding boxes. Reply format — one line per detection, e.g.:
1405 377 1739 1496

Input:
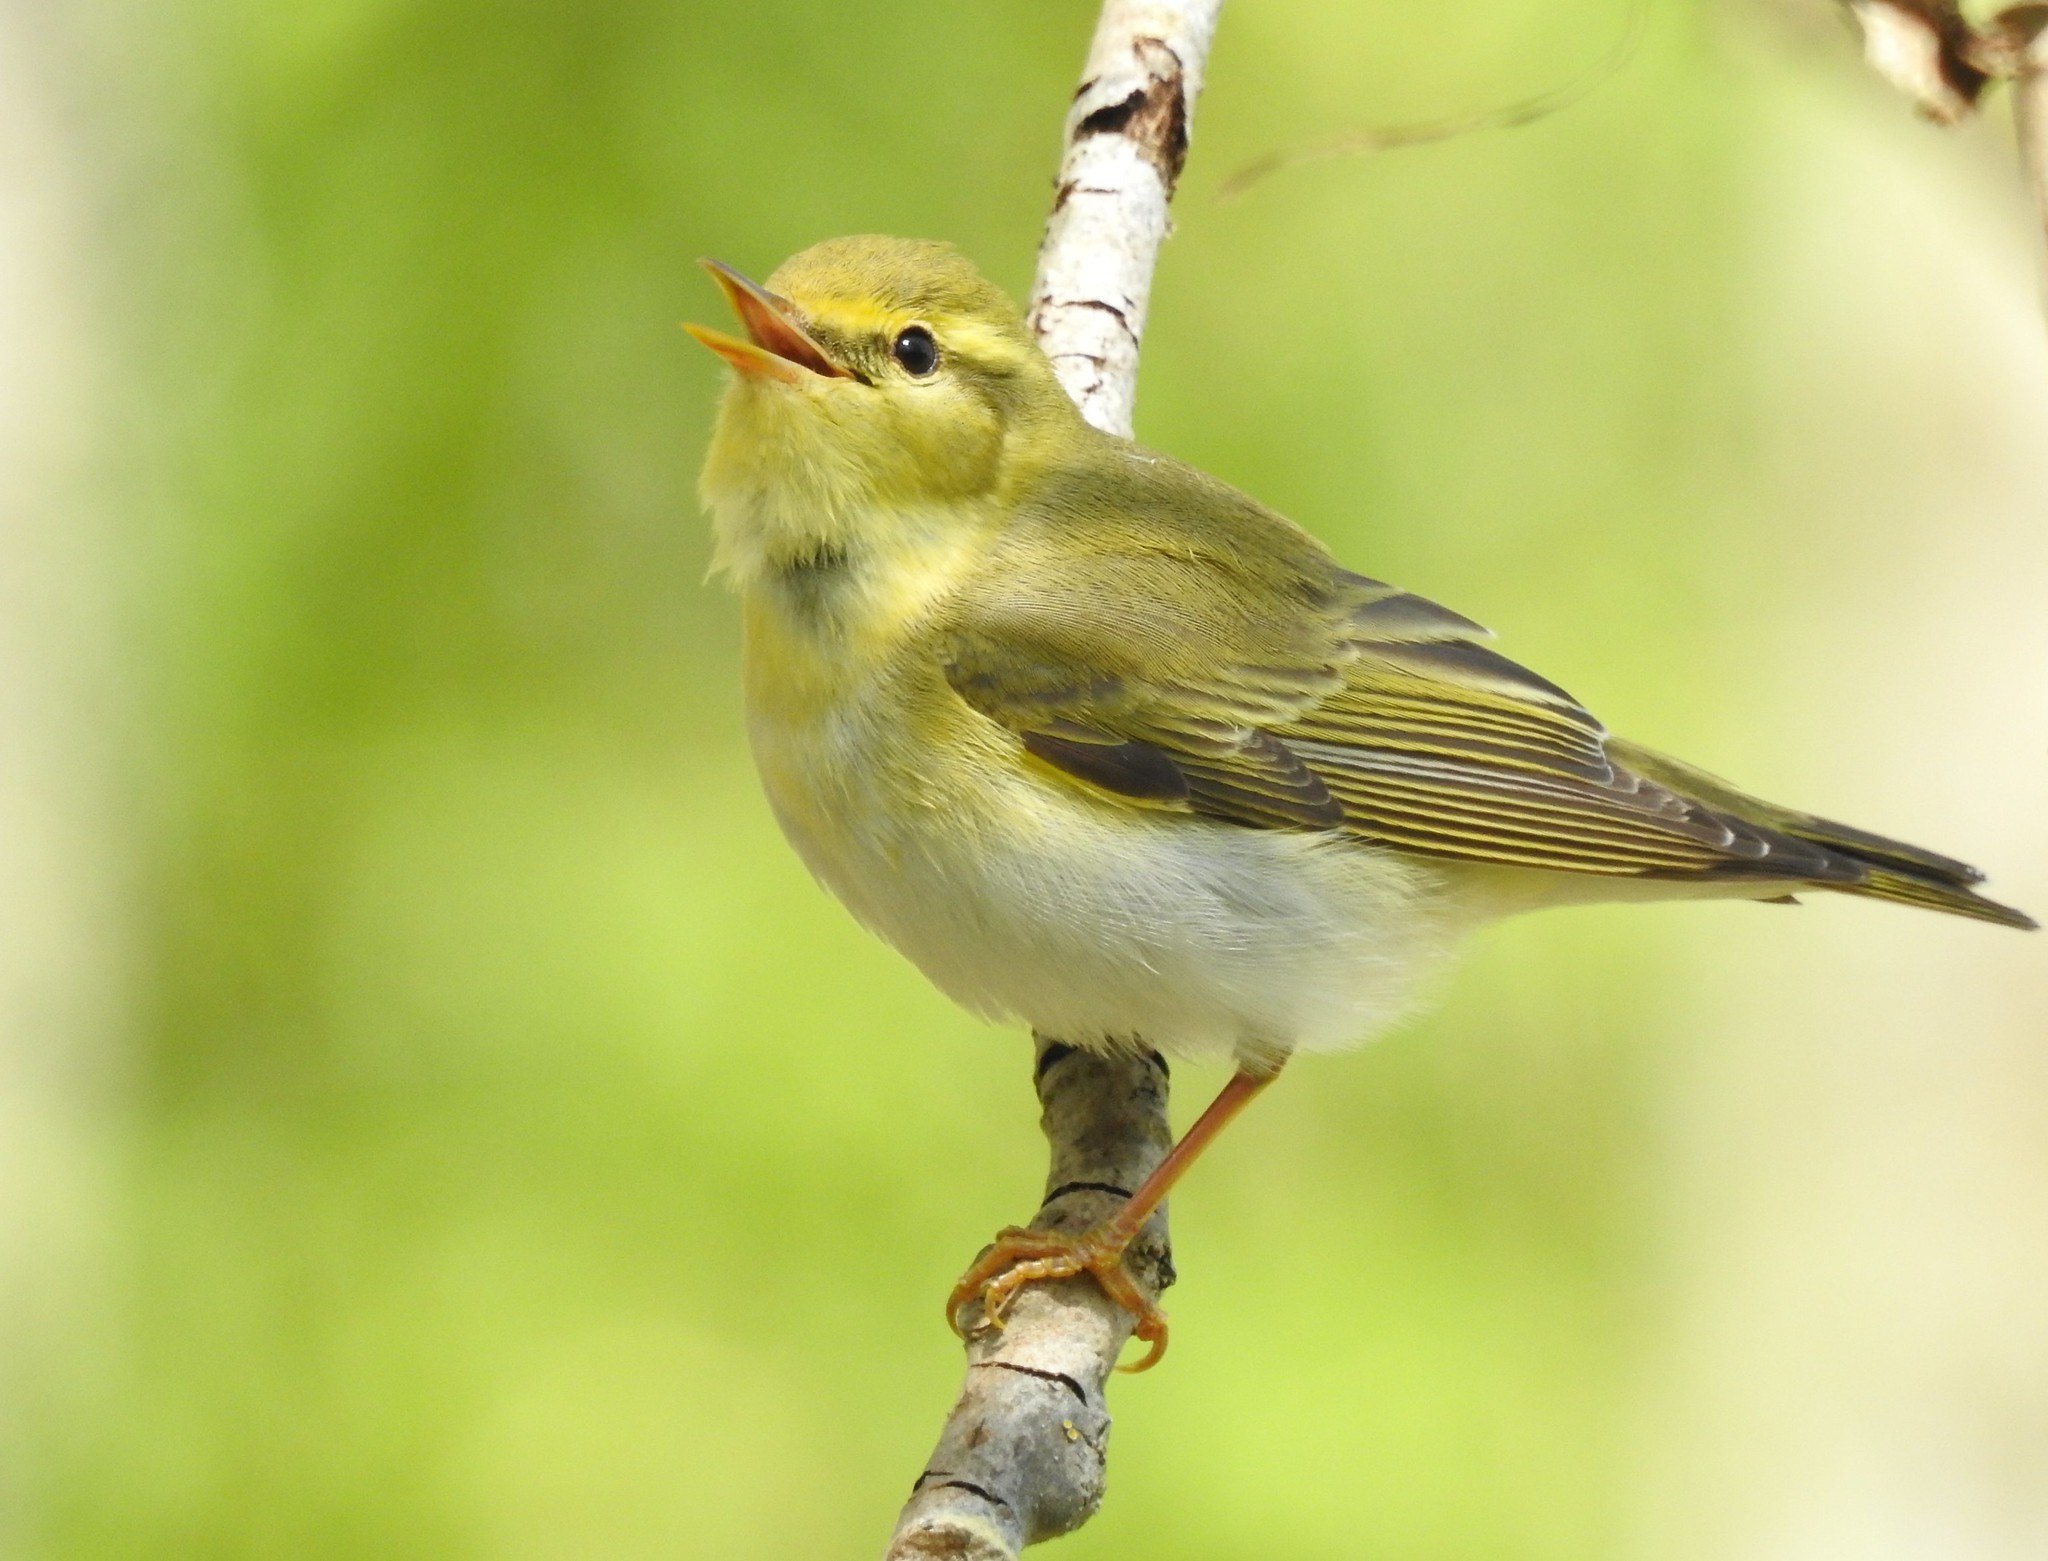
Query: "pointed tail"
1784 817 2036 930
1610 740 2036 931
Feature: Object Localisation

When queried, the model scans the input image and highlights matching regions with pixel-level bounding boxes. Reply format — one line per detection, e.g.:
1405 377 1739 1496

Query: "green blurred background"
3 1 2044 1556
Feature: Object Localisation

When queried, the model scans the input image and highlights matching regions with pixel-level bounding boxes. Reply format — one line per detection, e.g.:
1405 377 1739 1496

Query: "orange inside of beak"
685 260 853 383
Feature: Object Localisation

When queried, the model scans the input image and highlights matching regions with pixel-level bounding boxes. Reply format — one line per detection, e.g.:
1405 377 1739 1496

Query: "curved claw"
945 1225 1170 1370
1118 1319 1168 1374
944 1226 1058 1334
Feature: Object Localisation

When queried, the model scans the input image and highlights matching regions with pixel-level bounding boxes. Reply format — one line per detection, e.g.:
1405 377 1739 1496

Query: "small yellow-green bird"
690 235 2034 1368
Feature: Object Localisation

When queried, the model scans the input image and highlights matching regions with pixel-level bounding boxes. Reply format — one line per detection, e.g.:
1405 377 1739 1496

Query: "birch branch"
883 5 1222 1555
1028 0 1223 439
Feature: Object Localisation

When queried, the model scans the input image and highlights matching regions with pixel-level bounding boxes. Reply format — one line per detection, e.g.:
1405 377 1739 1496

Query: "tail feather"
1769 808 2034 929
1839 865 2037 930
1610 741 2035 932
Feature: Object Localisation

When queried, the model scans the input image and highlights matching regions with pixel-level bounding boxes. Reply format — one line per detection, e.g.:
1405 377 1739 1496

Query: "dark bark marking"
1073 37 1190 191
972 1359 1090 1405
1051 180 1121 210
1059 296 1132 334
1042 1179 1134 1205
913 1473 1015 1514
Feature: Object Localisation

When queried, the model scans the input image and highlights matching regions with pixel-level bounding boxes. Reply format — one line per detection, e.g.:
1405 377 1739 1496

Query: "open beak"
685 259 854 384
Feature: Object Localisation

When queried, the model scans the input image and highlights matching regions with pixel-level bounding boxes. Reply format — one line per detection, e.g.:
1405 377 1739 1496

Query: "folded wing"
940 454 2032 928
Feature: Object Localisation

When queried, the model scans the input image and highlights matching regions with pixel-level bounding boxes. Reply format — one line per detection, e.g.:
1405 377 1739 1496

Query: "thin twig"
1217 0 1647 201
882 4 1223 1554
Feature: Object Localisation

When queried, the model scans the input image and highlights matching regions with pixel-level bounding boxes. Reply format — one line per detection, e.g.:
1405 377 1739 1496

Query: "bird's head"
691 237 1077 575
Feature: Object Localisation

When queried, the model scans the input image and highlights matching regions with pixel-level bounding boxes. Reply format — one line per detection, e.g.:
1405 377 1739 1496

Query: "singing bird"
689 236 2033 1367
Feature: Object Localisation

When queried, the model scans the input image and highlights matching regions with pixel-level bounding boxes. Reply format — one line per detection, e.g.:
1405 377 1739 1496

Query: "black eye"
891 325 939 377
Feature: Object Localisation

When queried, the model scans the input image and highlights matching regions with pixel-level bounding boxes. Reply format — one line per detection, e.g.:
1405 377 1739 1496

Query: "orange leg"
947 1063 1280 1372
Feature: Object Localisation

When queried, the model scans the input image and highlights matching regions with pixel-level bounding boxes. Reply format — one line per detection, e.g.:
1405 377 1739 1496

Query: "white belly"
749 686 1474 1068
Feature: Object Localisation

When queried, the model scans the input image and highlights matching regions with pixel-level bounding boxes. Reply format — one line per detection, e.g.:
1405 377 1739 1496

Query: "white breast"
748 668 1474 1068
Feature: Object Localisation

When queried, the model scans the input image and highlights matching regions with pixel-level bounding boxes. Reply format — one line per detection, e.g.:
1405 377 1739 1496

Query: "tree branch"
1028 0 1223 439
882 5 1222 1554
884 1044 1174 1559
1837 1 2048 261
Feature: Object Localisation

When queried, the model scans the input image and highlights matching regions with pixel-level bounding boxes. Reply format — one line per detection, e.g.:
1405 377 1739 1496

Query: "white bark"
883 5 1222 1554
1027 0 1223 438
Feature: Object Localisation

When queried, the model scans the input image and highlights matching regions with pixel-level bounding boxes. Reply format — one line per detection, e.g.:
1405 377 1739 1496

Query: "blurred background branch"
1216 0 1646 201
1840 0 2048 256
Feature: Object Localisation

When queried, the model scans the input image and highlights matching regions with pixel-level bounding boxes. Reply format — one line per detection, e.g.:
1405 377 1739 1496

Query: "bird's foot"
946 1224 1168 1372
